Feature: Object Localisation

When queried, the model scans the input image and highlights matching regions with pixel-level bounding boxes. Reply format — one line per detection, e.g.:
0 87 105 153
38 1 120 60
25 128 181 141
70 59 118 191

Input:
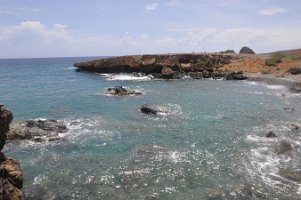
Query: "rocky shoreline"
74 53 249 81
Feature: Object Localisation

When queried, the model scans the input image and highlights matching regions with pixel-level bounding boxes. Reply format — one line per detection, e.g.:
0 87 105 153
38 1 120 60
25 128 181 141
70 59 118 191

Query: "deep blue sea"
1 57 301 199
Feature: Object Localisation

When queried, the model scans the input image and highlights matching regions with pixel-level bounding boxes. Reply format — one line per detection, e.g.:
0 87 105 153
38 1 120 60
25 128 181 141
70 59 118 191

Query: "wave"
103 73 152 81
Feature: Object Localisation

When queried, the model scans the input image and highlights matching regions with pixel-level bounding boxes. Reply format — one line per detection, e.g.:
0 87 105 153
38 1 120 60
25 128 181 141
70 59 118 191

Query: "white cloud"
1 21 301 58
145 3 158 11
259 7 288 16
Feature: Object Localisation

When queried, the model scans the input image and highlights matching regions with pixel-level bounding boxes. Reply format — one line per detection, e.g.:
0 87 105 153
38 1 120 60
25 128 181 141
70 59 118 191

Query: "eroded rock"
106 86 142 96
8 119 68 142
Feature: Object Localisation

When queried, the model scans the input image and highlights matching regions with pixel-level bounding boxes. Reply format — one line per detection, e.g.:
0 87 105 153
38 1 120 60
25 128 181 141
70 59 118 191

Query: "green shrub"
265 53 285 66
285 54 301 60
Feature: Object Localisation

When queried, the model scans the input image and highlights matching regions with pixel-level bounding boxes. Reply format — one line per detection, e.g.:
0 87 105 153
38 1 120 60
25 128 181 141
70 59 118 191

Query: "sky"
0 0 301 58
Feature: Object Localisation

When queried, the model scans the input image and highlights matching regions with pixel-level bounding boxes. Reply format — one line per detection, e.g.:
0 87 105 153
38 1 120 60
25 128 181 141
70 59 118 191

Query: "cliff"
74 53 236 74
0 105 24 200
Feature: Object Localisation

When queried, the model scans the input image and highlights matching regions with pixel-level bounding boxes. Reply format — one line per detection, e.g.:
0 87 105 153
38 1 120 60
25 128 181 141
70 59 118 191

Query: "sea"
0 57 301 200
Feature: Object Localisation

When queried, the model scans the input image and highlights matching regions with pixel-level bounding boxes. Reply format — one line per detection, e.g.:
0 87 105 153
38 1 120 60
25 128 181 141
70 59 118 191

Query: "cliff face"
0 106 24 200
74 53 236 74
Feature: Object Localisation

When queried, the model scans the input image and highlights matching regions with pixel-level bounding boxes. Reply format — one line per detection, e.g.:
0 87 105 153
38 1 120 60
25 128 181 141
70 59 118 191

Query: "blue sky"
0 0 301 58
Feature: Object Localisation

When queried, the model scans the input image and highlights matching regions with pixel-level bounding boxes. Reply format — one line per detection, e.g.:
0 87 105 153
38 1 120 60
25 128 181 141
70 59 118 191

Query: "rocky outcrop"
239 46 255 54
74 53 235 74
140 105 159 115
106 86 142 96
8 119 68 142
0 105 24 199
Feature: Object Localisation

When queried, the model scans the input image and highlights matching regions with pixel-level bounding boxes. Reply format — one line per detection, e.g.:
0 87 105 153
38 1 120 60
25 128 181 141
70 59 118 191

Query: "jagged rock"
140 105 158 115
188 72 203 79
106 86 142 96
266 131 277 138
288 67 301 75
8 119 68 142
225 72 247 80
161 66 174 79
276 141 293 154
0 105 24 199
239 46 255 54
0 106 13 151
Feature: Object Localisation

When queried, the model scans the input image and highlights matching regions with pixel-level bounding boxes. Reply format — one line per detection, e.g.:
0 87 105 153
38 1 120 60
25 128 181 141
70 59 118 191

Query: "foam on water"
105 73 152 81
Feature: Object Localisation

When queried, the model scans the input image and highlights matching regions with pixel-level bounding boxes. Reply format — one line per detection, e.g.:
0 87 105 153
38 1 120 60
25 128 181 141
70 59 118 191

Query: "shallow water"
1 58 301 199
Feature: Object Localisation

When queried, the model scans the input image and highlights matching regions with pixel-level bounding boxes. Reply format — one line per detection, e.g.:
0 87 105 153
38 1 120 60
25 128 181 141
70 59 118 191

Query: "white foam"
266 85 286 90
105 73 151 81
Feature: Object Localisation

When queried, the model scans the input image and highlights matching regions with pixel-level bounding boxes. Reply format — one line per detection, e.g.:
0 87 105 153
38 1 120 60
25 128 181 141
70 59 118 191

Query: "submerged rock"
106 86 142 96
140 105 159 115
275 141 293 154
8 119 68 142
290 82 301 93
266 131 277 138
280 169 301 183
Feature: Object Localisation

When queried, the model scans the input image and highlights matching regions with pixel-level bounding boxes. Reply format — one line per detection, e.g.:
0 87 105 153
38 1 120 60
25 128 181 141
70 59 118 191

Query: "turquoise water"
1 58 301 199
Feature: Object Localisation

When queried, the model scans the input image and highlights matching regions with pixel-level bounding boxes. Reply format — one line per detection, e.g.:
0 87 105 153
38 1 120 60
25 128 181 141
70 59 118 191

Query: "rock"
290 82 301 93
188 72 203 79
0 106 13 151
202 70 211 78
172 71 185 79
140 105 158 115
284 107 294 112
74 53 237 74
211 72 226 80
8 119 68 142
150 73 163 79
275 141 293 154
280 169 301 183
239 46 255 54
106 86 142 96
225 72 247 80
161 66 174 79
288 67 301 75
0 158 23 189
266 131 277 138
0 105 24 199
220 49 236 54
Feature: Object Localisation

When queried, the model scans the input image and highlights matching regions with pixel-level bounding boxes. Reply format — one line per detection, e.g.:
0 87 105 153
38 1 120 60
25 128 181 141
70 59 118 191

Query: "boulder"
202 70 211 78
172 71 185 79
275 141 293 154
140 105 158 115
8 119 68 142
288 67 301 75
266 131 277 138
161 66 174 79
0 106 13 151
225 72 247 80
239 46 255 54
106 86 142 96
212 72 226 80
